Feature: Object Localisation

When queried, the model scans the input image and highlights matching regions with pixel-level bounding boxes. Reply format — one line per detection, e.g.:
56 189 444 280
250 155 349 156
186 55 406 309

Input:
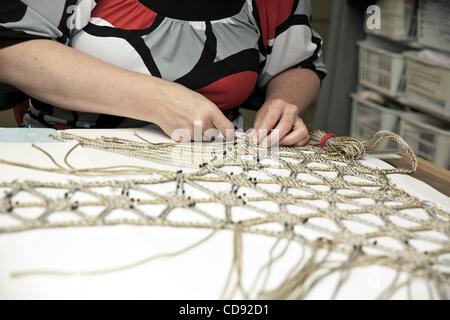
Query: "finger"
169 127 193 142
203 126 221 142
252 106 268 130
253 99 284 129
261 109 297 148
249 101 277 143
201 120 218 141
246 129 261 145
253 102 283 130
188 119 213 142
247 116 263 143
279 122 309 146
293 134 310 146
252 110 266 130
211 109 235 141
245 128 257 144
279 130 309 146
254 109 283 144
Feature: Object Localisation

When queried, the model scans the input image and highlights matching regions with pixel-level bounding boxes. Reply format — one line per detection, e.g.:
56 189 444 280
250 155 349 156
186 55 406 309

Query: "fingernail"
260 138 269 149
246 130 256 140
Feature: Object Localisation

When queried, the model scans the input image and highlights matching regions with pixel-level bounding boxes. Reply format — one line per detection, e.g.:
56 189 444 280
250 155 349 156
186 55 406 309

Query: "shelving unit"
351 93 405 151
401 112 450 168
364 0 418 41
353 0 450 169
417 0 450 52
358 40 406 97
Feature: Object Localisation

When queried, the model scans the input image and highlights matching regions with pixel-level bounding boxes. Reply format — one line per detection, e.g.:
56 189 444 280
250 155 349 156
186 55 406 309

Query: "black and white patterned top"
0 0 326 128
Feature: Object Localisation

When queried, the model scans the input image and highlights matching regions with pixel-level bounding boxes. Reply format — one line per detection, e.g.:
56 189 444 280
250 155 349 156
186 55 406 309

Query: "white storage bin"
404 51 450 120
351 94 405 150
400 112 450 169
418 0 450 53
365 0 417 41
358 41 406 97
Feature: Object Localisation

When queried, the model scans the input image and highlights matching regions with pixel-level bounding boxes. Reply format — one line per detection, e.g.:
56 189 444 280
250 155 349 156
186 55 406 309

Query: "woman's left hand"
247 98 310 147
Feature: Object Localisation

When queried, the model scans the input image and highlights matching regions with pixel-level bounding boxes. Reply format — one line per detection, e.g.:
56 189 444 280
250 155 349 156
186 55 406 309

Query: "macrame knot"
308 130 418 174
308 130 366 160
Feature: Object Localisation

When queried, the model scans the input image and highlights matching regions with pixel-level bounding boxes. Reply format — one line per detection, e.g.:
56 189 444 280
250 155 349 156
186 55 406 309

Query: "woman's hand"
153 82 235 142
247 68 320 148
247 98 309 147
0 40 235 142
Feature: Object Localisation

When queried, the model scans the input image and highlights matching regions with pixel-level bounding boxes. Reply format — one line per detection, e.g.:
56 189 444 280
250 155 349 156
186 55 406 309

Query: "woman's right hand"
0 40 235 142
150 81 236 142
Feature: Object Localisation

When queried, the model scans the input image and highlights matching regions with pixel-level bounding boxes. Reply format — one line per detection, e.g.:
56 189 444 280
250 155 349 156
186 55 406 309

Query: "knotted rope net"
0 130 448 299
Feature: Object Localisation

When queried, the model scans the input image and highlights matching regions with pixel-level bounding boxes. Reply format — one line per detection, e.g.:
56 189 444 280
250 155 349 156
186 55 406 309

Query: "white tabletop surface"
0 127 448 299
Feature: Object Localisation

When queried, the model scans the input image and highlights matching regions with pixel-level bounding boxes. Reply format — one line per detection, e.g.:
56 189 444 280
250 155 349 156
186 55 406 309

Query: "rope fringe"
0 130 447 299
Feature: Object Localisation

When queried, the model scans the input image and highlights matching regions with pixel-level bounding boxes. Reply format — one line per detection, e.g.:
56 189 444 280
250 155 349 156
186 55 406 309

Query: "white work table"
0 127 448 299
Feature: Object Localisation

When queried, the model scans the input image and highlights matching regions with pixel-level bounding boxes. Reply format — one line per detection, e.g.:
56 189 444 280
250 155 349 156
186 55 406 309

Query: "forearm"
0 40 170 122
265 68 321 114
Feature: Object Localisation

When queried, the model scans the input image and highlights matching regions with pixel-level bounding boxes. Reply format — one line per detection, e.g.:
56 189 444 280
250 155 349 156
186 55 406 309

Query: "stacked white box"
358 41 406 97
405 51 450 120
351 94 404 150
365 0 417 41
418 0 450 53
400 112 450 169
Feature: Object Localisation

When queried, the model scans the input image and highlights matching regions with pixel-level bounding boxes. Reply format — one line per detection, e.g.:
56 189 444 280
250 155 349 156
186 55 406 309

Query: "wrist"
126 75 169 124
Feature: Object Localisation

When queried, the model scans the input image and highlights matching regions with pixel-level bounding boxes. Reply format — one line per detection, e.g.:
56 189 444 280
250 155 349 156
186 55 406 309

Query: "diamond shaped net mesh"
0 131 449 299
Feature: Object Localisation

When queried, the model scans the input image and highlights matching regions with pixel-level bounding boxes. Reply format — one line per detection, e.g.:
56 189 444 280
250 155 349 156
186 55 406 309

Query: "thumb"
210 107 236 140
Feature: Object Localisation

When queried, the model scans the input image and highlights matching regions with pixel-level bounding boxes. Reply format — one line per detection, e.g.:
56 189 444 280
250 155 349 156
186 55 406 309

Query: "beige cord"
0 130 448 299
